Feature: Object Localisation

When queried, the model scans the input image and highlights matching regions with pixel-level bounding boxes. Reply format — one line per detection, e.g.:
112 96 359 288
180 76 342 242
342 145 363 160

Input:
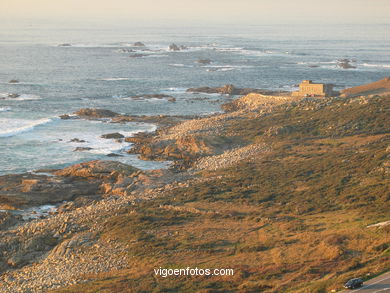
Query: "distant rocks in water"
197 59 212 65
74 108 119 119
59 114 75 120
118 48 135 53
308 64 319 68
107 153 123 157
186 84 280 96
129 53 147 58
133 42 146 47
6 93 20 99
69 138 86 143
131 94 176 102
337 59 357 69
58 43 72 47
73 147 93 152
169 43 188 51
101 132 124 139
8 79 19 84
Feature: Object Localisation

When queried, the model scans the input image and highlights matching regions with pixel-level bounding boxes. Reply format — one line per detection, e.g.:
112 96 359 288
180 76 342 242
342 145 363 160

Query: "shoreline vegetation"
0 79 389 292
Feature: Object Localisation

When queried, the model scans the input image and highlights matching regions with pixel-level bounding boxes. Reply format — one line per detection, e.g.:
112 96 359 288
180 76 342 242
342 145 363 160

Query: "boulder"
74 108 118 118
133 42 145 47
337 59 356 69
197 59 212 65
169 43 180 51
8 79 19 84
101 132 124 139
69 138 86 143
73 147 93 152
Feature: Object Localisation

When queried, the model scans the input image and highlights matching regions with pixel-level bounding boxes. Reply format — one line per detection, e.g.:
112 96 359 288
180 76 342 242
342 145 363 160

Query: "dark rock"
169 44 180 51
7 93 20 99
338 59 357 69
133 42 145 47
167 97 176 102
129 54 147 58
75 108 118 118
73 147 93 152
197 59 212 65
107 153 123 157
8 79 19 84
69 138 86 143
101 132 124 139
58 43 72 47
59 114 72 120
186 85 285 96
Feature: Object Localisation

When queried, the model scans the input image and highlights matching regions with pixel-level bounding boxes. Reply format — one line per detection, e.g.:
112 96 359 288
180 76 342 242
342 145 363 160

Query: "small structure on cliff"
292 80 334 97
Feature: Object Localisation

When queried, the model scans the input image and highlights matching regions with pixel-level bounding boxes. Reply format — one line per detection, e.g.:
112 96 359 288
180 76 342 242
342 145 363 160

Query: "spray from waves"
0 117 54 138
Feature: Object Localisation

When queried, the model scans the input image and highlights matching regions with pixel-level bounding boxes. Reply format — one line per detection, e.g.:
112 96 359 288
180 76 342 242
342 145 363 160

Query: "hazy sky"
1 0 390 25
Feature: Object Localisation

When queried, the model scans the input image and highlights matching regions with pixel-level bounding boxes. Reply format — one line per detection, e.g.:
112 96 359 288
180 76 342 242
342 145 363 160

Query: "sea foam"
0 118 54 138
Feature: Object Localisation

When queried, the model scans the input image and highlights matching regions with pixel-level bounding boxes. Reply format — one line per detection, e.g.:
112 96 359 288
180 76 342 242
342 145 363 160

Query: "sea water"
0 23 389 175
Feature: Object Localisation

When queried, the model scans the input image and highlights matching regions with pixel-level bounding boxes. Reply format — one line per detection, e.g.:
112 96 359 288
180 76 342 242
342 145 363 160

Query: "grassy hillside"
53 94 390 293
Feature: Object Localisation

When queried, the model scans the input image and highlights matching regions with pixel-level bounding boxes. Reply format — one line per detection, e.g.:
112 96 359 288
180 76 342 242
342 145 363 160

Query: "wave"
361 63 390 68
99 77 131 81
0 94 42 101
0 117 54 138
169 64 194 68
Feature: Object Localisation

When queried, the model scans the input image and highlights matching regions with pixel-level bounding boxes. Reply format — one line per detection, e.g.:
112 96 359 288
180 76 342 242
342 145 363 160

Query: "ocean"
1 23 389 175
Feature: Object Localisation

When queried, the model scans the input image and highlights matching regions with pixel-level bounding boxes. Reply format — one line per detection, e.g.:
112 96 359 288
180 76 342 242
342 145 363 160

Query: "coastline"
0 81 389 292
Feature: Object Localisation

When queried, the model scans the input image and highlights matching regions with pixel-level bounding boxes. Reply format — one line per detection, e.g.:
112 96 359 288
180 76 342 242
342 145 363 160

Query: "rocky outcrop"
58 43 72 47
74 108 119 119
8 80 19 84
0 173 99 210
186 84 285 96
133 42 145 47
337 59 357 69
101 133 124 139
169 44 187 51
197 59 212 65
73 147 93 152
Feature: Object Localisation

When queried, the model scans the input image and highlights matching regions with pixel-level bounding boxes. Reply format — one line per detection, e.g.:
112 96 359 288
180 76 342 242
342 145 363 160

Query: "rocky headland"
0 79 389 292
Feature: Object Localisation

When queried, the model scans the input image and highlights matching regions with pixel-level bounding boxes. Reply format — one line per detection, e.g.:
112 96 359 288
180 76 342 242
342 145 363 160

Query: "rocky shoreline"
0 79 389 292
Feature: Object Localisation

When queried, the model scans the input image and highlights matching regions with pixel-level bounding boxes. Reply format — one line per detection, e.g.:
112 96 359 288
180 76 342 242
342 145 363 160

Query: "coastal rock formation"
8 80 19 84
197 59 212 65
337 59 357 69
101 133 124 139
0 173 99 210
74 108 119 119
186 84 286 96
58 43 72 47
169 44 188 51
133 42 145 47
73 147 93 152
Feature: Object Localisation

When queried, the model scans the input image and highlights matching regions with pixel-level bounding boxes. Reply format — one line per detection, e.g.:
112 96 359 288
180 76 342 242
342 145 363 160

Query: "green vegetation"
53 95 389 292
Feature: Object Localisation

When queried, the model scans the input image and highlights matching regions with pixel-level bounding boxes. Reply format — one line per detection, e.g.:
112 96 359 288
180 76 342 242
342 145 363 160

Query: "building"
292 80 334 97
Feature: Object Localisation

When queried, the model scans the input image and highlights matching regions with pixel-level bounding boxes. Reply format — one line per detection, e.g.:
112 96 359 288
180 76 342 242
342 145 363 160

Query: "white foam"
169 64 194 68
361 63 390 68
0 117 54 137
0 107 11 112
99 77 130 81
1 94 42 101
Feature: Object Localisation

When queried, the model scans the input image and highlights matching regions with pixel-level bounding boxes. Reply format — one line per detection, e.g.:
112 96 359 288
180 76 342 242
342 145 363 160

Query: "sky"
1 0 390 26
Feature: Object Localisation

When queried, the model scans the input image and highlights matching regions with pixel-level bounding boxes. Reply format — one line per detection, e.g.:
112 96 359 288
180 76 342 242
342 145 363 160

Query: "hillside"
340 77 390 97
0 89 389 293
